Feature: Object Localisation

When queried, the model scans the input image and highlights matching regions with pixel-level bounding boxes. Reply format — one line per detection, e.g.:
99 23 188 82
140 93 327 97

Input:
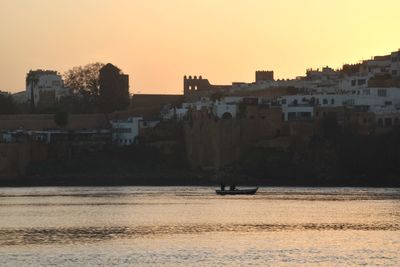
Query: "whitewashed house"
111 117 142 146
26 70 70 106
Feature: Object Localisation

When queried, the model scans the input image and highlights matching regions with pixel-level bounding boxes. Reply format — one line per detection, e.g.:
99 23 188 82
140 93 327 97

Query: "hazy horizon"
1 0 400 94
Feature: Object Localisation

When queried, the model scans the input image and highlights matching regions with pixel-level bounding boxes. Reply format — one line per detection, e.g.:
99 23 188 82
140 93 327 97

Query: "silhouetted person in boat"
229 185 236 191
220 182 225 191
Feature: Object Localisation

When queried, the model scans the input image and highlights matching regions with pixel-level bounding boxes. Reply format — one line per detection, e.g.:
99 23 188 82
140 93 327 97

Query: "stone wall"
0 142 48 180
130 94 183 117
184 117 241 171
184 107 285 171
0 110 151 131
0 144 30 179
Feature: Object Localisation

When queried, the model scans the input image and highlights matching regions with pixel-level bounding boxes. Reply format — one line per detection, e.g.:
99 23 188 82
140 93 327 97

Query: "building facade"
111 117 142 146
26 70 70 110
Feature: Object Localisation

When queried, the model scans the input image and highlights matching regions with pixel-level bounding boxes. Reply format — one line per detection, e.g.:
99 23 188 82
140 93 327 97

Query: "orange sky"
1 0 399 94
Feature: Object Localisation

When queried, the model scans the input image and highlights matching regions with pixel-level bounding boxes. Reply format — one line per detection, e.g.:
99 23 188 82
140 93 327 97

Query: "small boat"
216 187 259 195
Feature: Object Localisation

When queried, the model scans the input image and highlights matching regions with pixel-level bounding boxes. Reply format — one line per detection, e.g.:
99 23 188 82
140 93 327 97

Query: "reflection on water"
1 223 400 246
0 186 399 266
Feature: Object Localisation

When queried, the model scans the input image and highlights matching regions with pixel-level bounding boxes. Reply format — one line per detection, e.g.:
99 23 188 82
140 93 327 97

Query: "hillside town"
1 49 400 185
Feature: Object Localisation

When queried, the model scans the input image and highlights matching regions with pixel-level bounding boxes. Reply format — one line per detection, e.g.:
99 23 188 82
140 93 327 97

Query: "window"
351 80 356 86
300 112 311 119
378 89 387 97
281 99 287 104
357 79 366 86
385 101 392 106
363 89 370 95
113 128 132 133
392 70 398 76
331 99 335 105
323 99 328 105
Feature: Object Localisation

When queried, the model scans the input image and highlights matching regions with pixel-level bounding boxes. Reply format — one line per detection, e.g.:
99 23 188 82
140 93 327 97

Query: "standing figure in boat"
220 182 226 191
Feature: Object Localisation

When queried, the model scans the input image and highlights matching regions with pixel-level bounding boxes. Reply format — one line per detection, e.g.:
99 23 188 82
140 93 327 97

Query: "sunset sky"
1 0 400 94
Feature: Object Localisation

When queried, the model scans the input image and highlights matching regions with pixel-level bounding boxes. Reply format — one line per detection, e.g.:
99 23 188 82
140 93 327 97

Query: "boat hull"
215 187 258 195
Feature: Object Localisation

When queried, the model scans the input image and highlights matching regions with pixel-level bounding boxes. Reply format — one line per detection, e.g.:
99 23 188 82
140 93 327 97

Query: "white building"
140 119 160 130
111 117 142 146
26 70 70 106
279 88 400 121
339 75 369 91
212 101 238 119
160 104 189 121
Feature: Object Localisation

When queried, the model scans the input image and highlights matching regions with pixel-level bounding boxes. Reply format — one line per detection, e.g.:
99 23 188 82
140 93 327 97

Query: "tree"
64 62 104 96
63 62 105 113
54 111 68 128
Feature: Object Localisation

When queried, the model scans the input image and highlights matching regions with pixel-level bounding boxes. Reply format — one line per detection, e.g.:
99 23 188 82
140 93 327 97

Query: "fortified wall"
0 144 30 179
183 76 231 101
184 110 241 171
130 94 184 117
0 143 47 179
0 110 153 131
184 106 286 171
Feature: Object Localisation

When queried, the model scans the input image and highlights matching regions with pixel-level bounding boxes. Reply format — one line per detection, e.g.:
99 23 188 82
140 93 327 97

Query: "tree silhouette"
63 62 105 113
64 62 104 96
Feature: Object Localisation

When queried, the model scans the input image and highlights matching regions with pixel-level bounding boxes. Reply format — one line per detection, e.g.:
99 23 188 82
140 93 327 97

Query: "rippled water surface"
0 186 399 266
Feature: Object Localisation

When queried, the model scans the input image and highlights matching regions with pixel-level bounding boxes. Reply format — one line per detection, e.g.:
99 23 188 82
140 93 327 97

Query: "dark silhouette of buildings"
255 71 274 83
183 75 231 101
130 94 183 117
99 63 130 113
183 71 276 101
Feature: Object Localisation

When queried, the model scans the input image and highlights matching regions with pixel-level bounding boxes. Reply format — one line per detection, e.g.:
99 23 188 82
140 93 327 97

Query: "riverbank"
1 171 399 187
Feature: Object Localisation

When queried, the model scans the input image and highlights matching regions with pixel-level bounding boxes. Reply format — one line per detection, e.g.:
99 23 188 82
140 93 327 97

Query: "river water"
0 186 399 266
